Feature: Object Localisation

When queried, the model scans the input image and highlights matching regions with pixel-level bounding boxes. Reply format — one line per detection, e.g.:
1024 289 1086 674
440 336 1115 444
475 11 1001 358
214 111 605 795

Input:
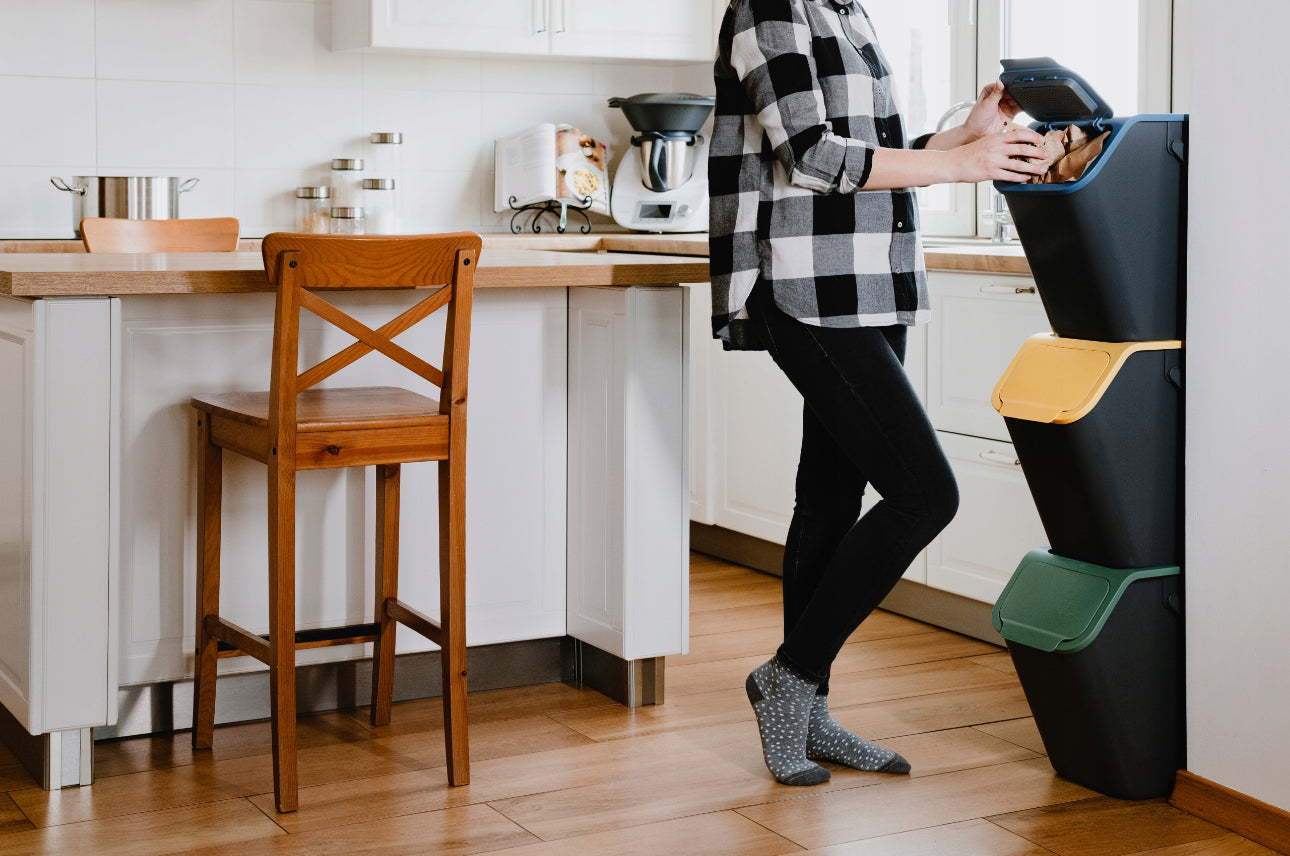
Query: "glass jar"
329 158 365 209
361 178 397 234
295 186 331 234
368 132 403 179
329 207 366 235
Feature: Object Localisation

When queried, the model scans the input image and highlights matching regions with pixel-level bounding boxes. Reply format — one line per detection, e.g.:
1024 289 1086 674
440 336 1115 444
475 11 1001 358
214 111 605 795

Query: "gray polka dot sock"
745 658 830 786
806 693 911 774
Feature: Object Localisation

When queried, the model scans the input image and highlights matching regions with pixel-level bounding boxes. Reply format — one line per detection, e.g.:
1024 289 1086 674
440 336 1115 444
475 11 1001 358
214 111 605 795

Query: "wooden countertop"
0 248 712 298
0 232 1032 297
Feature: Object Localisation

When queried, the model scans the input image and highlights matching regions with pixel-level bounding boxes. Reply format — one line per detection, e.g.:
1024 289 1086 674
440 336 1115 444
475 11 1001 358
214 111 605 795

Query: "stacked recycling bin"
986 58 1188 800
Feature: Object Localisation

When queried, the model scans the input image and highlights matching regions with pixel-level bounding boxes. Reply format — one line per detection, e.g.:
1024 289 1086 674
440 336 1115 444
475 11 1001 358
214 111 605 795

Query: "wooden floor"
0 553 1275 856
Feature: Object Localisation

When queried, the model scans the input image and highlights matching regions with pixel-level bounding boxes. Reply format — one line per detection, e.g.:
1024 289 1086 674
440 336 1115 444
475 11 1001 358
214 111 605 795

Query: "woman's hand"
962 81 1024 140
949 128 1050 183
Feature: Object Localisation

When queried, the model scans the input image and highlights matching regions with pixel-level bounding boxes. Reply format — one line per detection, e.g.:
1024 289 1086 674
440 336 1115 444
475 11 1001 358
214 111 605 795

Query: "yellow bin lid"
992 334 1182 424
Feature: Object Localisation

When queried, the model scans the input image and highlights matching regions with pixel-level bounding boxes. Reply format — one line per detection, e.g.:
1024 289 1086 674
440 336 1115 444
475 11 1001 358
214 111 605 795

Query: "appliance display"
607 93 714 233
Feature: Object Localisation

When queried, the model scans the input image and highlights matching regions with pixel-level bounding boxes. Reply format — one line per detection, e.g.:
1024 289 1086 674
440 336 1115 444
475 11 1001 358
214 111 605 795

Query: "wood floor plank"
473 809 803 856
736 758 1095 849
667 721 1040 787
689 601 784 637
0 798 285 856
93 710 379 779
690 582 785 612
974 718 1048 755
666 632 1004 696
178 803 536 856
987 796 1230 856
971 652 1020 676
1 764 39 794
799 818 1058 855
1122 834 1283 855
246 731 720 834
486 754 788 841
0 792 35 837
821 684 1035 741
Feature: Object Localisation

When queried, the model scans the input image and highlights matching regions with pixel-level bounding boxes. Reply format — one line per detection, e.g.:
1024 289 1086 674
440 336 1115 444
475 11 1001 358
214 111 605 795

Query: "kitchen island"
0 246 708 788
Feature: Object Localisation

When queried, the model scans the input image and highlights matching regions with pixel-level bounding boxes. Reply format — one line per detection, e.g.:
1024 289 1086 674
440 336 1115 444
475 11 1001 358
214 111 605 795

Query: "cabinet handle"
555 0 568 33
536 0 548 34
979 450 1022 469
979 283 1037 295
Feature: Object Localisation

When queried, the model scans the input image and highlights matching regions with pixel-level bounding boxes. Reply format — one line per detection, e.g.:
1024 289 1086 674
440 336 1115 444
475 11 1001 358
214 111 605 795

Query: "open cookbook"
494 123 610 214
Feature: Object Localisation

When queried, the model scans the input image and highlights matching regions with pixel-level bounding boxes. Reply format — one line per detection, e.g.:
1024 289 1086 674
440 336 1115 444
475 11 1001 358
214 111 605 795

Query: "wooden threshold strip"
1171 770 1290 856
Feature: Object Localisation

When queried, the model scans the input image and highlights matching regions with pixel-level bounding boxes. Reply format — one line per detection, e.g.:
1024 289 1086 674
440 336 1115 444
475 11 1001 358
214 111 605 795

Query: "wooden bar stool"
80 217 241 252
189 232 481 812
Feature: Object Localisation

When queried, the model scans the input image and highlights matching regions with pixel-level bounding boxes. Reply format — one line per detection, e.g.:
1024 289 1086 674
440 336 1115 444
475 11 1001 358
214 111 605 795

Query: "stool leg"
268 460 298 813
371 463 400 727
192 416 222 751
440 454 469 786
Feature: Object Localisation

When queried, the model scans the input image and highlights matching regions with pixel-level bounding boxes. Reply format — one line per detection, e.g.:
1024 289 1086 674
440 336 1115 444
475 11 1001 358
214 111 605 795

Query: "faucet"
982 188 1013 243
935 100 976 133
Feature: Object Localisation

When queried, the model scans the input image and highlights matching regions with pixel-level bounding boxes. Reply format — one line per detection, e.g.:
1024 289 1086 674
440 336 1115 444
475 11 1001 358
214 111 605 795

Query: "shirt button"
896 221 903 228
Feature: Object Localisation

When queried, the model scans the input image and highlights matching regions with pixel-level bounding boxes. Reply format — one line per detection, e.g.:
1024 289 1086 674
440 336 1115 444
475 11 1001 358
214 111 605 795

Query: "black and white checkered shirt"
709 0 932 350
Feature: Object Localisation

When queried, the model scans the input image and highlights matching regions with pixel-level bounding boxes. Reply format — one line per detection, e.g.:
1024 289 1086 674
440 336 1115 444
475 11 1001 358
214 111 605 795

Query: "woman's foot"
806 693 911 774
745 658 831 786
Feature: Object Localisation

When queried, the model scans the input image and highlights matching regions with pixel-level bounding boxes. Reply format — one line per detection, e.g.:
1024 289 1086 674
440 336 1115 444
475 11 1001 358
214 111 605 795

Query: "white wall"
0 0 710 239
1185 0 1290 812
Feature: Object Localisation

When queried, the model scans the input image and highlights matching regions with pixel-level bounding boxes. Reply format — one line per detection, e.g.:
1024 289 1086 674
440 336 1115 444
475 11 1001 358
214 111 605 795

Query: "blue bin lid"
1000 57 1113 125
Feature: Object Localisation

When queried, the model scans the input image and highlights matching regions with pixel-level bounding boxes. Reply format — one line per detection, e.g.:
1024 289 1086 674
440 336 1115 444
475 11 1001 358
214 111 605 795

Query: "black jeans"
745 282 959 691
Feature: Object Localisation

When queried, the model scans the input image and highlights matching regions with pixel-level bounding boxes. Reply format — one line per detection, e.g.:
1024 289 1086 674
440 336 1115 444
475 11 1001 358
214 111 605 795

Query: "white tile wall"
0 0 712 239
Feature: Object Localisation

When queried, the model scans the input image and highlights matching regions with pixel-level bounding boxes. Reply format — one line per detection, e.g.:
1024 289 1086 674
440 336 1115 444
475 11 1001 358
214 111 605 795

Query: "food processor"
607 93 715 233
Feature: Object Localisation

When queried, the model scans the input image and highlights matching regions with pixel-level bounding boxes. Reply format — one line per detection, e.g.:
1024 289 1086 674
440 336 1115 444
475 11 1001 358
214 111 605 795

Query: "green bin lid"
991 550 1179 653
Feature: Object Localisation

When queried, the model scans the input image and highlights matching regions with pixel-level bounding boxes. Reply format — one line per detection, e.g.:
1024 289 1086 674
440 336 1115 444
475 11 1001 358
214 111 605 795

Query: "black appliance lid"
999 57 1113 124
608 93 715 135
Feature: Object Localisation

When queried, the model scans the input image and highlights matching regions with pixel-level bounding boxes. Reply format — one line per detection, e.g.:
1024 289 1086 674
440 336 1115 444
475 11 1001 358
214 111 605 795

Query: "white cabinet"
926 431 1048 603
567 286 690 661
924 271 1050 603
332 0 716 62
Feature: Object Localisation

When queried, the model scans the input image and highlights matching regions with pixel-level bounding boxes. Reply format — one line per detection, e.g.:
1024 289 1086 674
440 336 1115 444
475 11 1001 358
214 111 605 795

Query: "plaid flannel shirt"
709 0 932 350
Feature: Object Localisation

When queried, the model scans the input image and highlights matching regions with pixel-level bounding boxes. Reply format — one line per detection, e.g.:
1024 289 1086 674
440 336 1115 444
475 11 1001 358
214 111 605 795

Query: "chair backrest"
259 232 482 444
81 217 241 252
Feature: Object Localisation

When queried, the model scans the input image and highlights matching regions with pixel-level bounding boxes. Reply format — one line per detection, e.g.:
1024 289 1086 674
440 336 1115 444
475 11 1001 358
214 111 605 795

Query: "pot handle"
50 176 87 196
178 178 200 193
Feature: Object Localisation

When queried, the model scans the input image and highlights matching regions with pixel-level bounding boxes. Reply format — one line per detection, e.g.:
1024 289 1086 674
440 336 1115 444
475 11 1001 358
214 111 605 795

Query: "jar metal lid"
330 158 365 170
361 178 396 189
370 132 403 144
296 186 331 198
330 207 366 218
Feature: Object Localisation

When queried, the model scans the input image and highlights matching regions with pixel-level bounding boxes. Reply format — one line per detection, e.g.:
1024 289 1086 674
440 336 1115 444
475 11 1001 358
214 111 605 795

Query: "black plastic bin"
992 334 1183 569
995 58 1188 342
993 550 1184 800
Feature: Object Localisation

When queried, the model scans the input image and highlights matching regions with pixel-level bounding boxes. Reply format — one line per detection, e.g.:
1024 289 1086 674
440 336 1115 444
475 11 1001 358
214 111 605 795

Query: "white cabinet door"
552 0 715 61
334 0 715 61
927 271 1050 443
333 0 551 55
926 431 1048 604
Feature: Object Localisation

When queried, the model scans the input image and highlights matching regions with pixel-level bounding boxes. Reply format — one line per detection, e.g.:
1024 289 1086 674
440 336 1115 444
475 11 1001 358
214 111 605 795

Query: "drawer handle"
979 284 1037 295
979 450 1022 468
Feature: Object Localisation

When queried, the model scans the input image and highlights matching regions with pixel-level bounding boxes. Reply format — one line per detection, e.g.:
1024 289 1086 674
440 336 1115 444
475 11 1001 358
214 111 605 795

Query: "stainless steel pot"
632 132 702 193
50 175 200 236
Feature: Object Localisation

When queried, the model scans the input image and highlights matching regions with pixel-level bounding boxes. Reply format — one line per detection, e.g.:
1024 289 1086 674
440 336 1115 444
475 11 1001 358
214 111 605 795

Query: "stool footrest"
386 598 443 647
213 621 381 659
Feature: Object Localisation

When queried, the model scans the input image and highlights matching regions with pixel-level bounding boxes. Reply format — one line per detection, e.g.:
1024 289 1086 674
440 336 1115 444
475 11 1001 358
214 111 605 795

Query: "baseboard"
1171 770 1290 855
691 523 1004 645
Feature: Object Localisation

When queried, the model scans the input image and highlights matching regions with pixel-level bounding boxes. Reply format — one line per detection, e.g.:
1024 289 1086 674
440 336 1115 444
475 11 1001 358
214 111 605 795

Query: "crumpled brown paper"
1006 122 1109 184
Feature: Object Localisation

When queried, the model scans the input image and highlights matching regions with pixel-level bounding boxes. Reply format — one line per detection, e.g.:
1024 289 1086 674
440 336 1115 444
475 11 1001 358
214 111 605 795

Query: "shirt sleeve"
728 0 874 193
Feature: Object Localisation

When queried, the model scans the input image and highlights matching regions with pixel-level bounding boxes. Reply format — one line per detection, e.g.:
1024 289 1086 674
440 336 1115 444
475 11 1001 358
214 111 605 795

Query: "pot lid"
608 92 715 107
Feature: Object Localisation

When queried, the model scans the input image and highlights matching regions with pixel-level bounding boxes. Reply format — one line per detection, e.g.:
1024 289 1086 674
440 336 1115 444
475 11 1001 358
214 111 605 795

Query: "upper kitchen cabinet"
331 0 717 63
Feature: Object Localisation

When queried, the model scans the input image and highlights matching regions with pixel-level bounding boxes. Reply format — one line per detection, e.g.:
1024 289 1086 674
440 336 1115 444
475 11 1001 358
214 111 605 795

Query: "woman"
709 0 1048 786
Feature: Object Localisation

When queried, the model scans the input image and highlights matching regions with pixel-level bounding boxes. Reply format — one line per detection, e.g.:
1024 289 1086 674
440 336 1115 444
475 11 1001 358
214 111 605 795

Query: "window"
865 0 1174 238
